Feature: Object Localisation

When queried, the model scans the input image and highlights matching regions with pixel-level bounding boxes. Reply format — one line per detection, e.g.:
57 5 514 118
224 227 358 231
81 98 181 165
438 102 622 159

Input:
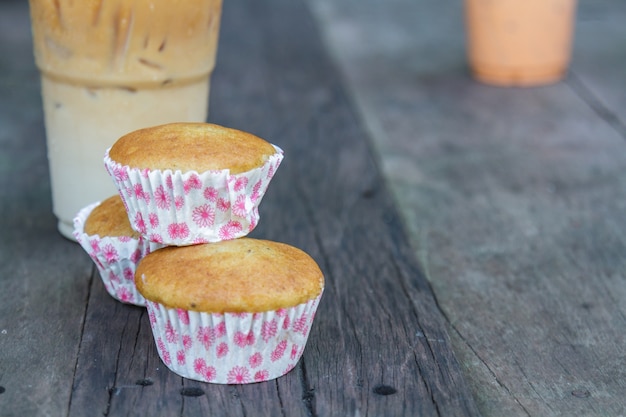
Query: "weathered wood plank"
569 0 626 130
211 1 480 415
307 0 626 415
0 3 93 417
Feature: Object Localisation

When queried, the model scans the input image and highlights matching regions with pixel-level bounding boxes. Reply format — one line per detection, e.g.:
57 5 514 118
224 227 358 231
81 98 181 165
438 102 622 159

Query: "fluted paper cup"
104 146 283 246
144 293 322 384
73 201 166 306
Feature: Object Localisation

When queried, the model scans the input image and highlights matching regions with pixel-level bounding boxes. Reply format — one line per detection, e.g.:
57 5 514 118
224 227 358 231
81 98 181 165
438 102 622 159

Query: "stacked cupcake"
73 194 166 306
74 122 324 384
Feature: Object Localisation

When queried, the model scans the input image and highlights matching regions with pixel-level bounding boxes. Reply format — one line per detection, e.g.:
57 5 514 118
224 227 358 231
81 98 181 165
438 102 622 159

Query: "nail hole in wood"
135 378 154 386
362 188 376 199
373 384 397 396
181 387 205 397
572 389 590 398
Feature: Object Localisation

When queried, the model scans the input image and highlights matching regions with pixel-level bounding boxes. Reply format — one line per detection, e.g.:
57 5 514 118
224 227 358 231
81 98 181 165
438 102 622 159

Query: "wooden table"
0 0 478 416
308 0 626 416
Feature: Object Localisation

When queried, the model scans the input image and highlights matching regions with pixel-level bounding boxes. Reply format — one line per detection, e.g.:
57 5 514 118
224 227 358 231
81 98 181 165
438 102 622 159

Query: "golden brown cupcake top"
84 195 139 238
135 238 324 313
108 122 278 174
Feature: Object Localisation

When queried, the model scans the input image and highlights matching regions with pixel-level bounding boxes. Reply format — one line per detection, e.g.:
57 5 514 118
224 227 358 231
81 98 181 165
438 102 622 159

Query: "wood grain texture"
307 0 626 415
0 2 93 416
0 0 478 416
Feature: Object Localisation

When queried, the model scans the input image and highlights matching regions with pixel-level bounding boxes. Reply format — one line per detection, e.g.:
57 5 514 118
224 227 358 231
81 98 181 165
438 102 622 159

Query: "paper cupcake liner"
103 146 284 246
145 292 323 384
73 202 166 306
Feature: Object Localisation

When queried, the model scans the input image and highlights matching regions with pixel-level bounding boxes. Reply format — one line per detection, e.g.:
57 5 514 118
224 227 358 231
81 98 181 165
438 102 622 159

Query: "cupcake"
135 238 324 384
104 122 284 246
73 195 165 306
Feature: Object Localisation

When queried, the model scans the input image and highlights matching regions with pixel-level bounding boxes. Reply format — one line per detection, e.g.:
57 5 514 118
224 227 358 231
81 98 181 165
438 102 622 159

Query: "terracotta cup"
465 0 577 86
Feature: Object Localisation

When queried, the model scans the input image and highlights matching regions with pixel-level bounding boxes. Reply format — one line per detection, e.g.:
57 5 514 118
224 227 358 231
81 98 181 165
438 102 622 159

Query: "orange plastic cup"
465 0 577 86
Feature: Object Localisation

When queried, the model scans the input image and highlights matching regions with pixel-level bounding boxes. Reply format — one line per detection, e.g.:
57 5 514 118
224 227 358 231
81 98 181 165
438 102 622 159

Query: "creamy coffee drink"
29 0 223 239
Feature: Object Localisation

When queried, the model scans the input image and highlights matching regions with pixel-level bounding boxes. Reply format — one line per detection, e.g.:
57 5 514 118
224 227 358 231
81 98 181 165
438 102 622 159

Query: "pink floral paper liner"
103 145 284 246
73 201 166 306
145 291 323 384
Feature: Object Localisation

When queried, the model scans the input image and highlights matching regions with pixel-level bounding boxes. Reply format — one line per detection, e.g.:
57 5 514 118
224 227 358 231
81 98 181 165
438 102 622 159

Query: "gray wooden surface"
0 0 479 416
307 0 626 416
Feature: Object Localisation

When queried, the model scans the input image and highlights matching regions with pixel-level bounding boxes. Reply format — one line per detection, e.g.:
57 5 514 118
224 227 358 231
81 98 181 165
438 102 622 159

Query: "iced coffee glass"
28 0 223 239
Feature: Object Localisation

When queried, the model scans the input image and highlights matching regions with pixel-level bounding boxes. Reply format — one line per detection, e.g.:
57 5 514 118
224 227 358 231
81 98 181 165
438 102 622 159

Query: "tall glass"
28 0 223 239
